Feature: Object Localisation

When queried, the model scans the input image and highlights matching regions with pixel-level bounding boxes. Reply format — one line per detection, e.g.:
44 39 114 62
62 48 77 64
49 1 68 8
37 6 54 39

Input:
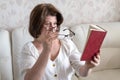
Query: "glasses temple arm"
63 29 75 35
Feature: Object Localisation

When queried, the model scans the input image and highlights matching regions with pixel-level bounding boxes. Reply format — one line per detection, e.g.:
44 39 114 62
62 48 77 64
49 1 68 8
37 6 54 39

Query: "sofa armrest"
0 29 13 80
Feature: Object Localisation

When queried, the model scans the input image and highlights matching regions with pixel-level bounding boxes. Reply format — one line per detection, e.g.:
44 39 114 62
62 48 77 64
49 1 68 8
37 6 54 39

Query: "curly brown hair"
29 3 63 38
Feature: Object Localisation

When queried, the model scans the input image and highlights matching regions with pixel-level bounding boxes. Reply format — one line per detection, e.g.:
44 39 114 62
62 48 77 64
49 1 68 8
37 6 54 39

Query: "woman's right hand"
41 27 58 53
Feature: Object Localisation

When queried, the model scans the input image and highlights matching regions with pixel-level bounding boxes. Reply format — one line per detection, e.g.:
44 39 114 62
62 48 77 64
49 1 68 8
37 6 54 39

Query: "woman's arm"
24 45 50 80
24 28 58 80
79 54 100 77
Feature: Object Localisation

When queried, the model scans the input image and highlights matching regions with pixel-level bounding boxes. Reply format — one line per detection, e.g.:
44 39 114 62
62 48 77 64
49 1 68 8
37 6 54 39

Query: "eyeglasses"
58 29 75 39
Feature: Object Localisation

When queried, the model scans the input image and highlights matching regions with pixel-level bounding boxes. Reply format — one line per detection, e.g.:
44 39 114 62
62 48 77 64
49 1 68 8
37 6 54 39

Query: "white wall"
0 0 120 31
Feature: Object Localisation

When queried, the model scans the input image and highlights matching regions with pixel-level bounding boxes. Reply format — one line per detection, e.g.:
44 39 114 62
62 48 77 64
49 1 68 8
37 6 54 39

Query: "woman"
20 3 100 80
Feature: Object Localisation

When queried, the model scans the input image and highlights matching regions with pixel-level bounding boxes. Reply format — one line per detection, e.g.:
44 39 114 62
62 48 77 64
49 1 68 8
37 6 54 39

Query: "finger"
49 32 58 37
47 32 58 40
90 60 98 67
93 56 98 63
91 58 100 66
53 27 59 32
51 36 58 41
96 54 100 59
45 30 55 37
49 34 58 40
93 56 100 65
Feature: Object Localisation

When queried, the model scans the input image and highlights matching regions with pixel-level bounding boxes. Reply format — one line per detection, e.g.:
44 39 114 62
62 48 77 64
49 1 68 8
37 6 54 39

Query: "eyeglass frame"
58 28 75 39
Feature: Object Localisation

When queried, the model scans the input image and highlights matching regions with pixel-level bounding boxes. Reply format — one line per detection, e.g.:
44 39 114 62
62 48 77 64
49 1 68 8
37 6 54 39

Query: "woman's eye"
44 23 50 26
44 22 57 27
54 23 57 25
54 23 57 26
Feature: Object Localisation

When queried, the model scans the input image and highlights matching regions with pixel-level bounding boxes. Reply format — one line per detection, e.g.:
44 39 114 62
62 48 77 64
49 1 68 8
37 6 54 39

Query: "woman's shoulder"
21 41 39 58
22 41 37 54
23 41 34 50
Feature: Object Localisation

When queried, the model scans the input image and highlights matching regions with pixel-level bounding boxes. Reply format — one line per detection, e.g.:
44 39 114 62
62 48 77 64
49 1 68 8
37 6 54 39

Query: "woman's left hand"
85 53 100 69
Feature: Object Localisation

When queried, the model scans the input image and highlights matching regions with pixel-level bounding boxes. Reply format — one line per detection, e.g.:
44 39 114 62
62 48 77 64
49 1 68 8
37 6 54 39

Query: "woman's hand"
85 53 100 69
79 52 100 77
41 27 58 53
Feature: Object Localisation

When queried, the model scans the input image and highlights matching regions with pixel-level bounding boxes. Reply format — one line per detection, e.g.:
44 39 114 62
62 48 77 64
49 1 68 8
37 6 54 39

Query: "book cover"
80 24 107 61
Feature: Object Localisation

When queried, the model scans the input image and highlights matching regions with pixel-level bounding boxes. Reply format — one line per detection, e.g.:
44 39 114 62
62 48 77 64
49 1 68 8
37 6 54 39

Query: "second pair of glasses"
58 29 75 39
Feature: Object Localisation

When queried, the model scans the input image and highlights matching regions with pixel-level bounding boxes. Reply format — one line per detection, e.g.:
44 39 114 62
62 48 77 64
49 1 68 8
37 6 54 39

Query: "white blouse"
19 38 85 80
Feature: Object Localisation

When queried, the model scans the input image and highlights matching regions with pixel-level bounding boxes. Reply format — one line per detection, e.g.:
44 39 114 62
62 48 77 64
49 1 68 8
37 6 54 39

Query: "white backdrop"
0 0 120 31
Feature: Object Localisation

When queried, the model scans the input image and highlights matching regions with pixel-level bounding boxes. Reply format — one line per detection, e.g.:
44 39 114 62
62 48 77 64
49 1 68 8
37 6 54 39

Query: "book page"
90 24 106 31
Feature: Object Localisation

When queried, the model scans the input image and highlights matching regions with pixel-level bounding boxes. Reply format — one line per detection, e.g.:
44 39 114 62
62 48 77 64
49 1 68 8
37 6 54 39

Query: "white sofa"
71 22 120 80
0 30 13 80
0 22 120 80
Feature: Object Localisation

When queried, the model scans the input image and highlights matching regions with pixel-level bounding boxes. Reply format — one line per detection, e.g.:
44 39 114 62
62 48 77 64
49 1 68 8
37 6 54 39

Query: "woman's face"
43 15 58 32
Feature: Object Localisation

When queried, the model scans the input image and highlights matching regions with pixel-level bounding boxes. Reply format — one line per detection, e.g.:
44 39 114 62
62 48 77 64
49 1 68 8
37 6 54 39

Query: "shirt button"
52 64 55 67
54 74 57 77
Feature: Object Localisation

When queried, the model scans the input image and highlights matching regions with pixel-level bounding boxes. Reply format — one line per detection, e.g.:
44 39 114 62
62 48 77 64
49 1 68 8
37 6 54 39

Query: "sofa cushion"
0 29 13 80
70 22 120 71
78 69 120 80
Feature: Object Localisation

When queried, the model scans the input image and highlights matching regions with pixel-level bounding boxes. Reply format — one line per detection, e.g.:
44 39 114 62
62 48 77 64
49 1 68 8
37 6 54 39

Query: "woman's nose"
51 23 56 28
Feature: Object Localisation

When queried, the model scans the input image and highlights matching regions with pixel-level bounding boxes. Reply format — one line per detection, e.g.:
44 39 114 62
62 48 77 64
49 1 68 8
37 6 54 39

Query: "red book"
80 24 107 61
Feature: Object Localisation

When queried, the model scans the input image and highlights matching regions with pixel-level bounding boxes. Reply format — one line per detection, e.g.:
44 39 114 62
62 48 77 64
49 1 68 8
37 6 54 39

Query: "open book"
80 24 107 61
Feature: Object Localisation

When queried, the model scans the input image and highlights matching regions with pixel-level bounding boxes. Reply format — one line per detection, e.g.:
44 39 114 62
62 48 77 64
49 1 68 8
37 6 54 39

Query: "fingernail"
52 27 57 32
